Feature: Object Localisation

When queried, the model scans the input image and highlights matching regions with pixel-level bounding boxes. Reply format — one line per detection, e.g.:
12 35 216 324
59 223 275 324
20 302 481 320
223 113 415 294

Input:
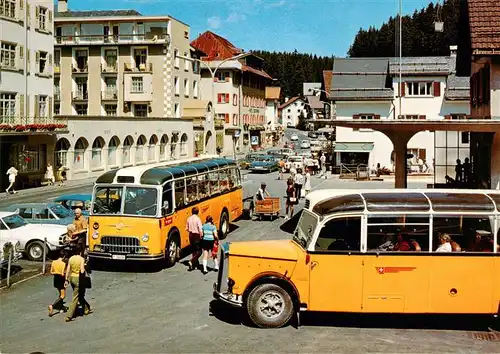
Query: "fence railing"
0 116 68 127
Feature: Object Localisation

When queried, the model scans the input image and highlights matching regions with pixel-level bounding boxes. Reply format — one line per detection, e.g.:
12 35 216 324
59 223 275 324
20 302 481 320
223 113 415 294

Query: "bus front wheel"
246 283 294 328
219 211 229 240
165 233 179 268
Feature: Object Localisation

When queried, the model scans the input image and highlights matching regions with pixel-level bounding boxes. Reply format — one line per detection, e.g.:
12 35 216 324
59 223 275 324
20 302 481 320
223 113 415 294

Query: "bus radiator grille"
101 236 141 254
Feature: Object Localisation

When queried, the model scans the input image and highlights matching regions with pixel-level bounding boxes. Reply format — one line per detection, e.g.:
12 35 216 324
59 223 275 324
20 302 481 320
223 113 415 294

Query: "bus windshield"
293 210 318 249
92 186 158 216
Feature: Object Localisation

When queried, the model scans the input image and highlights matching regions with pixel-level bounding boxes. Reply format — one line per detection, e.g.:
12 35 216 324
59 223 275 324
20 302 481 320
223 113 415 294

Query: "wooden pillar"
387 132 414 189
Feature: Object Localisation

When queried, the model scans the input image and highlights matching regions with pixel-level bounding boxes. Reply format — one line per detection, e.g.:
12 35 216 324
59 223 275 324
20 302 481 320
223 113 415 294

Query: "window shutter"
26 49 30 73
19 45 24 59
34 95 39 118
225 93 229 103
26 4 30 27
233 94 237 106
433 82 441 97
35 6 39 20
400 82 405 97
225 113 230 123
353 114 360 119
26 95 30 118
19 94 25 118
217 93 222 103
48 53 52 65
48 10 52 23
418 115 426 120
48 97 52 118
20 0 24 9
35 51 40 67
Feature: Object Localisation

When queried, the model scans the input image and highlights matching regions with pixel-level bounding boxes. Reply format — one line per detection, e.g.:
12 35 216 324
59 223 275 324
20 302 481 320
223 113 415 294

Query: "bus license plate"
112 255 126 260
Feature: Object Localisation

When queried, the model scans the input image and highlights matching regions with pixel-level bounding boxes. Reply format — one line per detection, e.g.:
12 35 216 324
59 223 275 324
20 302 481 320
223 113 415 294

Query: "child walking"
200 216 219 274
48 252 68 316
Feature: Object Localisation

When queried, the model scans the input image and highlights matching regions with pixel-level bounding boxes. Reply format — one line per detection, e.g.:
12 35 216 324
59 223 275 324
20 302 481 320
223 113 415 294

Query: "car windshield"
50 204 72 219
293 210 318 249
2 214 28 229
289 157 302 162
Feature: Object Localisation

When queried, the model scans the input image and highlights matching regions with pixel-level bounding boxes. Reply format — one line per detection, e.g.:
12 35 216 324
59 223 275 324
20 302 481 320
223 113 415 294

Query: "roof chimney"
58 0 68 12
450 45 458 57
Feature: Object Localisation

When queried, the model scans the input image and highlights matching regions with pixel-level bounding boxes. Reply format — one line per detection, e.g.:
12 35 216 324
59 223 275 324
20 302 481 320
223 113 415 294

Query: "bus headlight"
92 231 99 239
142 233 149 242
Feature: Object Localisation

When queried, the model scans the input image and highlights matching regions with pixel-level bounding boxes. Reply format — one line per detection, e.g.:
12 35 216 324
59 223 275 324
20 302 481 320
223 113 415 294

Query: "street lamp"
309 88 335 119
177 52 251 158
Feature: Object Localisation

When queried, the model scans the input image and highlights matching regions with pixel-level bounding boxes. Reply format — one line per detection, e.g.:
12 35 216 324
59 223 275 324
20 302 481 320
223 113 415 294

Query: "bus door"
362 215 431 313
308 215 364 312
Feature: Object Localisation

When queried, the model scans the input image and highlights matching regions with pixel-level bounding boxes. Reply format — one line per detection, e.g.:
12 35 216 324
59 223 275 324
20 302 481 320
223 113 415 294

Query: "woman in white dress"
304 168 312 195
5 165 18 194
45 163 55 185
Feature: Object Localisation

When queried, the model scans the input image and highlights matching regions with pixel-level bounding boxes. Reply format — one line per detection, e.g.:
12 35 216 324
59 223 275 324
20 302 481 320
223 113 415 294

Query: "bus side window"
174 179 186 209
162 183 173 215
186 177 198 203
197 174 209 198
209 171 220 194
315 217 361 252
220 169 230 191
433 216 494 252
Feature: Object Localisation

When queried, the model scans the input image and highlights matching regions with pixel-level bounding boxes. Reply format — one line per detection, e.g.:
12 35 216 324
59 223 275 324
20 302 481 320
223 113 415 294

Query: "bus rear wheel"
165 233 179 268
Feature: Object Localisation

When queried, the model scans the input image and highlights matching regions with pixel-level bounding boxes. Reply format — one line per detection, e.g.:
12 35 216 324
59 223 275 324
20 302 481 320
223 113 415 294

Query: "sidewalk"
0 177 96 202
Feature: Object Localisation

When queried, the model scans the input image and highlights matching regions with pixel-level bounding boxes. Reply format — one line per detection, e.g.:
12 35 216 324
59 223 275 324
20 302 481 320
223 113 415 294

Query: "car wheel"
26 240 46 262
219 211 229 240
247 283 294 328
164 233 179 268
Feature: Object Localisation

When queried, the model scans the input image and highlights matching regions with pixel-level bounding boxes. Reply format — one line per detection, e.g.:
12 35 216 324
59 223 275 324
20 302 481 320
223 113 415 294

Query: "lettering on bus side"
163 216 173 227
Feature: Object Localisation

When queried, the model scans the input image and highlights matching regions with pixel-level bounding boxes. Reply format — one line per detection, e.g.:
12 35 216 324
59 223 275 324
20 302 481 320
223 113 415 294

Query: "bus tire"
164 232 179 268
246 283 294 328
219 210 229 240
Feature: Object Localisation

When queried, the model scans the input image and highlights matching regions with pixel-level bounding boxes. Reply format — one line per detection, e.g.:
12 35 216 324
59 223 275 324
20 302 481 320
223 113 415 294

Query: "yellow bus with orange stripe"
88 157 243 267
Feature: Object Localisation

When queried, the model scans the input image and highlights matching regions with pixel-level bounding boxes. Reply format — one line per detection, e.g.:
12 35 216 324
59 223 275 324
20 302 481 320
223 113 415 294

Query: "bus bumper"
88 252 164 261
213 283 243 307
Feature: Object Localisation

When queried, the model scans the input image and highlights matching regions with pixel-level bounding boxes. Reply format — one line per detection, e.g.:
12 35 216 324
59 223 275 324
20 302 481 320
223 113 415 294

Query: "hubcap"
222 217 228 235
169 240 177 260
258 291 284 319
30 245 43 259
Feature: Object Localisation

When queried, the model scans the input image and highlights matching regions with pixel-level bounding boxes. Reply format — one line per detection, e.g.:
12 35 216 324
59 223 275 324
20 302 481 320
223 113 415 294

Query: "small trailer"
254 197 281 221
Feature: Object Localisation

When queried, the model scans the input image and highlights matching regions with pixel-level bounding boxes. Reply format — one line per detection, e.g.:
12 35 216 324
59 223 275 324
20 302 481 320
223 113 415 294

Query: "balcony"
55 33 170 46
124 62 153 73
0 116 69 134
72 91 88 101
101 63 118 73
72 64 88 74
102 89 118 101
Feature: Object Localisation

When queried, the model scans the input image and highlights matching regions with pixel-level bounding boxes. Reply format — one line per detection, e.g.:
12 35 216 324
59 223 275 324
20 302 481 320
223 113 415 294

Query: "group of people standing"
186 207 219 274
48 207 92 321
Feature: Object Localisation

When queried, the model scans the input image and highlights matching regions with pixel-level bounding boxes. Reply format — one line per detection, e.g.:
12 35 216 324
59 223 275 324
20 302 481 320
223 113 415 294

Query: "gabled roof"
265 87 281 100
190 31 243 61
278 97 304 110
389 57 450 76
445 57 470 100
55 10 141 18
306 95 324 109
330 58 393 101
467 0 500 52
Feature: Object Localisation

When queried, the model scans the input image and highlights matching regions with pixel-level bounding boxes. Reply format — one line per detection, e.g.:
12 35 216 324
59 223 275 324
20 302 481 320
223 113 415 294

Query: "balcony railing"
55 33 170 46
54 91 61 101
72 64 88 74
0 116 68 133
124 62 153 73
102 89 118 100
72 91 88 101
101 63 118 73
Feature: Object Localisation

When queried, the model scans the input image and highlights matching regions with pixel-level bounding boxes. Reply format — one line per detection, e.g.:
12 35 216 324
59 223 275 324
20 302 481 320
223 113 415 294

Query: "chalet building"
191 31 274 154
278 97 308 128
457 0 500 189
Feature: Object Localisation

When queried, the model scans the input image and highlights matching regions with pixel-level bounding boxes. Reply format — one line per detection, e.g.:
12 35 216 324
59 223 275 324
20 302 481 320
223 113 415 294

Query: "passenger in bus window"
470 230 494 252
393 232 411 251
435 234 452 252
186 178 198 203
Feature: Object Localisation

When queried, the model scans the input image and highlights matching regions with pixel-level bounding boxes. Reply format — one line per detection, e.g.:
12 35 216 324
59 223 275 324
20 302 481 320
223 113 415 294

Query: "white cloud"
226 12 246 23
266 0 286 8
207 16 222 29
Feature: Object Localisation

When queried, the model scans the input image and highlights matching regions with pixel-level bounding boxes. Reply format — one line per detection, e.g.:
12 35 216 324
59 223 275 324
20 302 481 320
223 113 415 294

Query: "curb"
0 180 95 202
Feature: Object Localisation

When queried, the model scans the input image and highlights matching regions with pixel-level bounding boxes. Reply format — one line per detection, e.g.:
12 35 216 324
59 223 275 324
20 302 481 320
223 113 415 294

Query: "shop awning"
334 142 374 153
182 99 210 118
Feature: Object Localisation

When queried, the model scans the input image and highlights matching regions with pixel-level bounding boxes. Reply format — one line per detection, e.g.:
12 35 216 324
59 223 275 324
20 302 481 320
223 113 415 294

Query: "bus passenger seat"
451 241 461 252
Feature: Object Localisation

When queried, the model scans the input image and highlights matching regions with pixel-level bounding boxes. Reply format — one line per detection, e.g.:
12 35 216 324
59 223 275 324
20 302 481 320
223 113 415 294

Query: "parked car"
239 153 263 169
53 194 91 216
0 212 66 261
5 203 75 226
300 140 311 149
250 155 279 173
285 156 304 172
308 131 318 139
290 134 299 142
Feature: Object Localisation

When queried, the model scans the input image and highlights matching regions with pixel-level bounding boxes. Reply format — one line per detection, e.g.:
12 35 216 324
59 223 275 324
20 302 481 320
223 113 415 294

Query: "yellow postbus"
88 157 243 267
213 189 500 328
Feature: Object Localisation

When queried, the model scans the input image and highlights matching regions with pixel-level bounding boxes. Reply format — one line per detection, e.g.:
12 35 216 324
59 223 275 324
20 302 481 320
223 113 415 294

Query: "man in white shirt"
5 166 18 194
294 172 304 200
320 154 327 177
255 182 270 201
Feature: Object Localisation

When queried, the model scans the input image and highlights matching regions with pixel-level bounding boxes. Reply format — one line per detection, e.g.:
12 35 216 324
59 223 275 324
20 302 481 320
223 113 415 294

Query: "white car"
300 140 311 149
285 156 304 172
0 211 66 261
290 134 299 142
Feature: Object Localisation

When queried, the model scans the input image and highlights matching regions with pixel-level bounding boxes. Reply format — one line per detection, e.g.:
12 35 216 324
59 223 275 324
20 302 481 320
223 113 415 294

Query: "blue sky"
65 0 435 56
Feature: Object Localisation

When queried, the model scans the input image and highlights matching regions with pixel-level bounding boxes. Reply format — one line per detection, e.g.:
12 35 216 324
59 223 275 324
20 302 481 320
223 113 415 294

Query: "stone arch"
91 136 105 169
159 134 169 161
136 135 147 163
108 136 120 166
123 135 134 164
180 133 188 156
148 134 159 162
74 137 89 170
54 138 70 168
